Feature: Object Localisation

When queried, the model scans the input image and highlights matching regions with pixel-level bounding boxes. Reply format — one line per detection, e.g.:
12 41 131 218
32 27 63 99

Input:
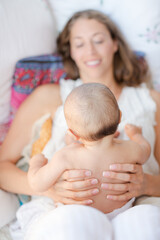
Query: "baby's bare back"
67 140 132 213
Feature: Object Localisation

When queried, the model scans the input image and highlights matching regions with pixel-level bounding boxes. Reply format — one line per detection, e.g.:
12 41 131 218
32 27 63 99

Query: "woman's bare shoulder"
149 89 160 104
24 84 62 116
32 83 61 102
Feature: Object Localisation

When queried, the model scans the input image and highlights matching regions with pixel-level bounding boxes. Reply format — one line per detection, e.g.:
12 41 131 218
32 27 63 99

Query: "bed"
0 0 160 239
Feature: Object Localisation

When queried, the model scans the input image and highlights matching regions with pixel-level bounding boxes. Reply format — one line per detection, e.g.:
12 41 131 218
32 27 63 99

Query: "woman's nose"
86 42 96 55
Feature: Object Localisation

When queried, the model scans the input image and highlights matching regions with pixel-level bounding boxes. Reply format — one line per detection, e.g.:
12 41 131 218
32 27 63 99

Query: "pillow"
49 0 101 32
10 54 68 119
0 0 57 144
102 0 160 91
0 0 57 124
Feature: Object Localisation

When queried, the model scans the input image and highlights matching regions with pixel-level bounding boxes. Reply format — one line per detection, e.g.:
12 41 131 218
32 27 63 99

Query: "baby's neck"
81 134 114 150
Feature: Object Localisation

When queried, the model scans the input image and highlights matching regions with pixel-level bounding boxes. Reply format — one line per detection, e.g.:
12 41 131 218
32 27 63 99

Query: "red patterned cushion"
10 53 68 120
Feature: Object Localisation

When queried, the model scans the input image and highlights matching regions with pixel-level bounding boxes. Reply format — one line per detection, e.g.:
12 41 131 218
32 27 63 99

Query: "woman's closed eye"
75 43 84 48
74 40 84 48
75 40 103 48
92 33 106 45
94 40 104 44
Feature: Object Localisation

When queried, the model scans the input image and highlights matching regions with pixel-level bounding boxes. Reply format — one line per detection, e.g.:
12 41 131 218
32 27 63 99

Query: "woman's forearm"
0 161 34 195
145 173 160 197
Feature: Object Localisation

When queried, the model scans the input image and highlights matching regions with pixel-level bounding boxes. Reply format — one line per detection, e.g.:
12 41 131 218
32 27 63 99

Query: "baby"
28 83 150 214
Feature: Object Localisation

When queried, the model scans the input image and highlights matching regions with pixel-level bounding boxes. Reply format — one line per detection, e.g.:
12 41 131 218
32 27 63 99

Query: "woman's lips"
85 60 101 67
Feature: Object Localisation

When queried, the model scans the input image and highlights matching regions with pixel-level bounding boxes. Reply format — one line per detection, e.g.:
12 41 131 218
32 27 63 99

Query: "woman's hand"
101 163 147 201
44 169 99 205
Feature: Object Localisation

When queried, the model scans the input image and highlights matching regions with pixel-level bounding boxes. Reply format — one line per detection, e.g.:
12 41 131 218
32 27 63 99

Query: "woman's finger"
60 169 92 181
103 171 131 182
107 163 142 173
54 187 99 199
55 178 98 191
56 197 94 205
103 171 142 183
101 181 141 192
106 192 133 201
101 182 129 192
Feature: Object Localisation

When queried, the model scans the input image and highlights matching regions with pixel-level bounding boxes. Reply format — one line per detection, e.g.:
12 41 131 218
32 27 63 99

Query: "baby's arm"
125 124 151 164
28 152 66 192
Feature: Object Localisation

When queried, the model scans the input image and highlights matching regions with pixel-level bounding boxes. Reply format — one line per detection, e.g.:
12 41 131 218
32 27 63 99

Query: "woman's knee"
112 204 160 240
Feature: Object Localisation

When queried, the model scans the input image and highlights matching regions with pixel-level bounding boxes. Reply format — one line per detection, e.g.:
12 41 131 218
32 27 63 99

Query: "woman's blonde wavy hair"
57 9 151 87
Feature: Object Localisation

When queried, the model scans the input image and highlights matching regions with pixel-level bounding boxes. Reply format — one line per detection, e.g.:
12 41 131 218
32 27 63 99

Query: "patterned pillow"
0 53 67 145
10 53 68 119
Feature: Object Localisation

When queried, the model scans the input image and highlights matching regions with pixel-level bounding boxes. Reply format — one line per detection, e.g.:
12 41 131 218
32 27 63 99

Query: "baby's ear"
67 129 80 141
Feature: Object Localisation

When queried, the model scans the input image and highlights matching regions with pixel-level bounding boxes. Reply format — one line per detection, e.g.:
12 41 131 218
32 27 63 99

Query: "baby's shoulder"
113 139 139 159
55 142 83 159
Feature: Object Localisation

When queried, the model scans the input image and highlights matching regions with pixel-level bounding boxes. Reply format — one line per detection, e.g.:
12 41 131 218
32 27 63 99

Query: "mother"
0 9 160 226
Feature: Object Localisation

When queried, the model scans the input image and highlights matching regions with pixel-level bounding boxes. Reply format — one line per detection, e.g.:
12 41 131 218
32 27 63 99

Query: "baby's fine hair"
64 83 120 141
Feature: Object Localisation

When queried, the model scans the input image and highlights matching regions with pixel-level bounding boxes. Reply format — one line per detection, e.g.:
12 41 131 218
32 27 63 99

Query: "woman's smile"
85 59 101 67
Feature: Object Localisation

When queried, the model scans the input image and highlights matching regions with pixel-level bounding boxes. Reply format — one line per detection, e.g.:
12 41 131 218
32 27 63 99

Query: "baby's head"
64 83 120 141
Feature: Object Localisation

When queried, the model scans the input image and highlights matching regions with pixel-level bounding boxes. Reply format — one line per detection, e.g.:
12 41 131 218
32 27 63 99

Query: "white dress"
10 79 160 240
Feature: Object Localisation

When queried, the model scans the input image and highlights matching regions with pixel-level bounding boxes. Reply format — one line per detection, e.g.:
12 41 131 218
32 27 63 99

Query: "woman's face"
70 18 118 83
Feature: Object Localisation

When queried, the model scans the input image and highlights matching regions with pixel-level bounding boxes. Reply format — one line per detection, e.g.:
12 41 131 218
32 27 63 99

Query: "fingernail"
103 171 110 177
101 183 109 189
92 189 99 195
109 164 117 170
91 179 98 184
106 195 113 199
85 199 93 205
85 171 92 176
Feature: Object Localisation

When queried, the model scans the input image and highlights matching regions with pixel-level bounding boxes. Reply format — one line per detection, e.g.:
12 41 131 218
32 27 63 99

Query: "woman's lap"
20 200 160 240
24 204 113 240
